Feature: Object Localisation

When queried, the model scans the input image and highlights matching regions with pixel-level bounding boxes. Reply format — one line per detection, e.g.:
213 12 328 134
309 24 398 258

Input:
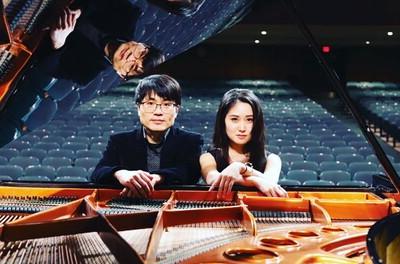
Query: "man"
46 2 164 85
91 74 204 198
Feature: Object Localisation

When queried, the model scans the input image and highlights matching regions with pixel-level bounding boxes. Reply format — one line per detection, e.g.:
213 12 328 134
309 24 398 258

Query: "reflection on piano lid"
0 2 12 47
0 0 71 110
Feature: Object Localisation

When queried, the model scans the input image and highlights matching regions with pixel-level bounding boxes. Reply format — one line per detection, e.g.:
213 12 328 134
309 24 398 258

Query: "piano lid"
0 1 12 47
281 0 400 193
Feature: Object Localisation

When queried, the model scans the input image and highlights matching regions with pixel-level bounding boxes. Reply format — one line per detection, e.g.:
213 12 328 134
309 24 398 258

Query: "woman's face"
224 101 253 147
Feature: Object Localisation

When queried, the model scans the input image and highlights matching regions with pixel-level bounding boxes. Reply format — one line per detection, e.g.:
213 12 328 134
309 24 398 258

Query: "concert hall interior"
0 0 400 263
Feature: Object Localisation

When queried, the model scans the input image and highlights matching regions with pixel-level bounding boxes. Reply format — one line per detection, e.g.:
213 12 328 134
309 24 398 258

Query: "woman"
200 88 288 199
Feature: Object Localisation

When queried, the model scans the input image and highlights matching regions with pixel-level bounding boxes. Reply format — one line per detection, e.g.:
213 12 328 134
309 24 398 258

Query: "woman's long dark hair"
213 88 267 170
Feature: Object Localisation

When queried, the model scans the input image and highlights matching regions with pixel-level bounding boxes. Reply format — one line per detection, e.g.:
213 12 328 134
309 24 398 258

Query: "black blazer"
91 127 204 186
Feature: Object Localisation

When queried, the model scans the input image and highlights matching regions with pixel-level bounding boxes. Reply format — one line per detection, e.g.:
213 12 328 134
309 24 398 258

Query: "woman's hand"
209 162 245 199
252 177 288 197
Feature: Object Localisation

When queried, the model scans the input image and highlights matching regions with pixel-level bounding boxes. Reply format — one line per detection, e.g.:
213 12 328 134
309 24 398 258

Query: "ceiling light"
254 39 260 44
261 30 267 35
387 31 394 36
365 41 370 45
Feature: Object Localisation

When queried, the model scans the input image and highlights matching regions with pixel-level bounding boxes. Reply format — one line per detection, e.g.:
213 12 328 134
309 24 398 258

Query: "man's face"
113 41 149 79
137 92 179 132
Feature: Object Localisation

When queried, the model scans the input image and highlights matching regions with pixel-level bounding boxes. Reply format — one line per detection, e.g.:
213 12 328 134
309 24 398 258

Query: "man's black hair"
135 74 181 105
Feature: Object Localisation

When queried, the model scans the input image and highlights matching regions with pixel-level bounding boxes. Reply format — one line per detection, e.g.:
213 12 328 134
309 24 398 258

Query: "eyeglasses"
139 101 177 113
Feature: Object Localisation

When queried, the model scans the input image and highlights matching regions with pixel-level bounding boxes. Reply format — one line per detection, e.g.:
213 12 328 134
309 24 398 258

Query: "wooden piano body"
0 185 398 263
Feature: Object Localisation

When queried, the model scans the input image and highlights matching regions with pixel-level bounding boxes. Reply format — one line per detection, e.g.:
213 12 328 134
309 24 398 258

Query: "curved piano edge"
367 211 400 264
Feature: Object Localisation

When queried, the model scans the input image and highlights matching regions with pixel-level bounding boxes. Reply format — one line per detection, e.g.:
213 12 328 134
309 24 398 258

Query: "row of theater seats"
0 79 399 186
348 81 400 145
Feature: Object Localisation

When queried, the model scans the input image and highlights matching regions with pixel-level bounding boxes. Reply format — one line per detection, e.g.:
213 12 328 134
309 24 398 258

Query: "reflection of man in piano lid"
49 7 165 80
104 40 164 80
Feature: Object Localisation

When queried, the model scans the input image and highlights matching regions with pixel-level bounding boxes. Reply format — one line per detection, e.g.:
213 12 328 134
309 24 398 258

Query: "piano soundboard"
0 186 397 263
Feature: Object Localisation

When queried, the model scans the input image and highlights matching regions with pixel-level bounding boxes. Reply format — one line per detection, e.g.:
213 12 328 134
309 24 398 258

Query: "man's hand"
115 169 154 198
50 8 81 50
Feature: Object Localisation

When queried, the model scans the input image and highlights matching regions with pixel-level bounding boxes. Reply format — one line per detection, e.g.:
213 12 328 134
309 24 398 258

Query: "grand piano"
0 0 399 263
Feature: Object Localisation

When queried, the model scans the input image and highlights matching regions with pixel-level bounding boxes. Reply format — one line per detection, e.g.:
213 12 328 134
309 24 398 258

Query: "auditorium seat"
348 162 378 177
57 166 87 178
337 180 369 187
0 176 13 181
24 165 56 180
40 135 66 146
295 140 321 148
74 157 99 171
336 153 365 164
348 141 369 149
290 161 319 171
0 156 7 165
6 141 31 150
9 156 40 169
280 146 305 155
47 149 76 159
52 130 77 138
306 153 335 164
267 145 280 154
0 165 24 179
33 142 60 152
269 139 293 148
280 153 304 164
42 157 72 168
332 146 358 156
17 176 51 182
75 150 103 159
278 179 301 186
77 130 102 138
0 148 19 160
54 176 88 182
353 171 381 185
321 140 347 148
306 146 332 155
365 154 395 164
303 180 335 186
20 148 47 161
358 147 374 157
61 142 88 152
295 135 315 141
320 170 351 183
90 142 107 151
286 169 318 183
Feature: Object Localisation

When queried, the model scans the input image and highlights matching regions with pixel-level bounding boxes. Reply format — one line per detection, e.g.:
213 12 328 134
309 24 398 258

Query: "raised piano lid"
281 0 400 198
